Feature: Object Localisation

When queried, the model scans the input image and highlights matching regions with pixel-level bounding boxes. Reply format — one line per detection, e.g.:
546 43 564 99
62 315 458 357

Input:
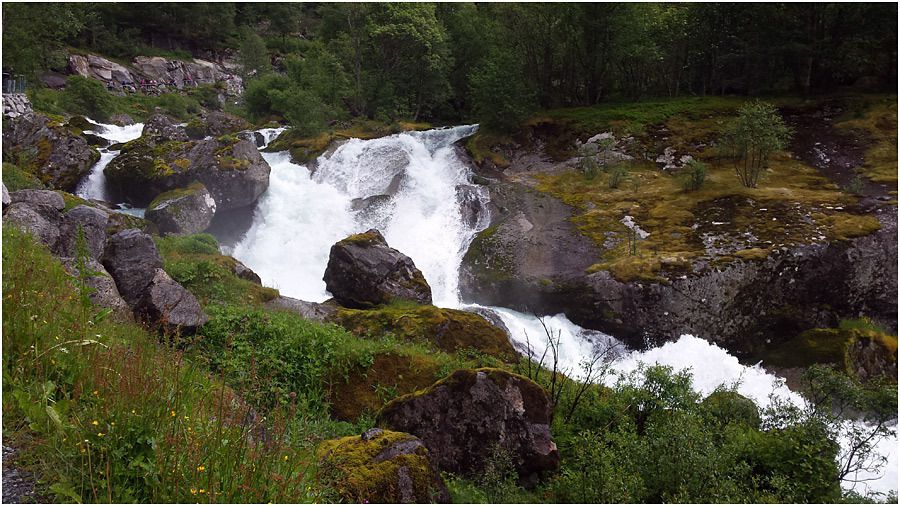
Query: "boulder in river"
323 229 432 308
1 113 100 191
378 368 559 484
317 428 450 504
142 113 188 142
145 182 216 235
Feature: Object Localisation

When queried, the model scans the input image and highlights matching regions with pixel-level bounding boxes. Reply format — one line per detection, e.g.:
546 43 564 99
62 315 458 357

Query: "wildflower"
91 420 99 426
93 390 99 396
197 465 205 472
183 415 190 421
199 489 206 494
97 432 105 437
111 422 115 426
190 489 197 495
59 347 68 354
171 410 176 417
30 315 38 321
283 455 289 461
132 409 136 415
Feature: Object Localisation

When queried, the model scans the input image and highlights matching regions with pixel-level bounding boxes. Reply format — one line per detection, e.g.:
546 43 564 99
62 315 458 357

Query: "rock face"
102 229 207 330
105 128 270 209
68 54 135 84
317 428 450 504
461 174 899 355
324 230 432 308
2 113 99 191
145 183 216 235
378 368 559 483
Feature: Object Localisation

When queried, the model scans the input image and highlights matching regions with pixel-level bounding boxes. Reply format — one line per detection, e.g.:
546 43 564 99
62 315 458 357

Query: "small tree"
720 101 792 188
680 159 708 191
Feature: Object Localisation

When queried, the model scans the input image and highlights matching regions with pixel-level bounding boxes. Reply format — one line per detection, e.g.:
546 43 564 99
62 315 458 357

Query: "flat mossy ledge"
337 229 386 247
147 181 208 209
330 302 518 362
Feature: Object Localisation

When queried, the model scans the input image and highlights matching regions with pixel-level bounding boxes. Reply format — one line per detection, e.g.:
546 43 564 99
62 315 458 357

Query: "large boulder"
105 134 270 209
67 54 134 83
137 268 208 330
142 114 188 142
324 230 432 308
102 229 207 330
317 428 450 504
4 203 61 250
9 189 65 212
145 182 216 235
57 205 110 260
265 296 337 323
192 111 251 138
2 113 100 191
378 368 559 484
1 183 10 209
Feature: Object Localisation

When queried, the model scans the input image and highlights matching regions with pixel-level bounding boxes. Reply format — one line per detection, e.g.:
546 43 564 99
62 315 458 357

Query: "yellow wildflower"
171 410 176 417
91 420 99 426
199 489 206 494
190 489 197 495
97 432 105 437
197 465 205 472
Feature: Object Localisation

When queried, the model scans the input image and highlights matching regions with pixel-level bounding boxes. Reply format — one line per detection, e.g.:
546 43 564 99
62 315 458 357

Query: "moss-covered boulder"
145 182 216 235
105 134 270 210
317 428 450 504
324 229 433 309
332 303 517 361
1 113 100 191
701 391 761 428
378 368 559 484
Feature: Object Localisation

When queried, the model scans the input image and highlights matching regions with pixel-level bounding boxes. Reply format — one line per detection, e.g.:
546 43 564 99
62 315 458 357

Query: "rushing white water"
232 124 896 497
75 120 144 203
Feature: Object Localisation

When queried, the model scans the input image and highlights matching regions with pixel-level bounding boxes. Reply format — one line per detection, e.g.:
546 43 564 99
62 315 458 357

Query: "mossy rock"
332 303 517 361
701 390 761 428
317 428 450 504
105 137 196 205
328 351 444 421
184 118 207 140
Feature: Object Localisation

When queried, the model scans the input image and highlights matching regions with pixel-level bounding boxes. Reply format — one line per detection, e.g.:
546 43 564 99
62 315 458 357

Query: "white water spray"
231 124 895 497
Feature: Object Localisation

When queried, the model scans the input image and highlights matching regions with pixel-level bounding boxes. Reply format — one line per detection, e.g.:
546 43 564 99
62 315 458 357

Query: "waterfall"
75 119 144 203
227 124 896 497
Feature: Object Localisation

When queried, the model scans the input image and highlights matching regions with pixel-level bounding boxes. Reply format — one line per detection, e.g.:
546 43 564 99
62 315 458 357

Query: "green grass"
28 87 204 122
2 162 46 191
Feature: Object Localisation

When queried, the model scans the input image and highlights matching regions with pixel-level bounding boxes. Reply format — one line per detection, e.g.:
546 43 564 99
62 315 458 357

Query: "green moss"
184 118 206 139
339 230 383 247
317 429 443 504
148 182 206 209
56 191 92 211
331 303 517 361
462 224 517 282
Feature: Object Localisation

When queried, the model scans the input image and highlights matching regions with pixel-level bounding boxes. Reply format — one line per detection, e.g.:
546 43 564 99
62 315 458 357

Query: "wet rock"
105 134 270 210
145 182 216 235
378 368 559 484
58 205 110 260
2 113 99 191
324 229 432 308
142 113 188 142
317 429 450 504
456 184 489 229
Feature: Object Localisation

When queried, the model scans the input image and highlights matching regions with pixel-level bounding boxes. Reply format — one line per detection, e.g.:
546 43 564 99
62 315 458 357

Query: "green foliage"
721 100 793 188
29 86 201 122
680 158 708 191
243 73 293 121
469 50 535 132
2 162 46 191
60 76 115 121
608 164 628 189
237 26 271 80
2 3 86 76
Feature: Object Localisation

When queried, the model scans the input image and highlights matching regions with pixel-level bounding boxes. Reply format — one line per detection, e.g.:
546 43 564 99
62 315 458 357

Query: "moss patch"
148 182 206 209
331 302 517 361
268 119 432 163
317 429 444 504
835 95 898 185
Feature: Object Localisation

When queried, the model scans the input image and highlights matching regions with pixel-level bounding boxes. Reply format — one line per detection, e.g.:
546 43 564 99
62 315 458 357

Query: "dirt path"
783 100 891 198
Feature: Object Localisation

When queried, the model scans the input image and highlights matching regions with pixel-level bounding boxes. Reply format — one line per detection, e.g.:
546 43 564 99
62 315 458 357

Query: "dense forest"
3 2 897 130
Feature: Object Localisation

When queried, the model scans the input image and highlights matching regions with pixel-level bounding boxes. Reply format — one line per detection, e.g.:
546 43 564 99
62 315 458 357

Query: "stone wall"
2 94 32 118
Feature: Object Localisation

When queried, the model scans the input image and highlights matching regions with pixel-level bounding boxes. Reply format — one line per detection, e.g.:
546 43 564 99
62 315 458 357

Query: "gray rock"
68 54 134 84
204 111 250 137
58 205 110 260
2 93 33 118
2 113 99 191
265 296 336 323
102 229 164 307
142 113 188 142
109 114 135 126
145 183 216 235
324 229 432 308
39 72 68 89
456 184 489 229
137 268 208 331
61 257 131 320
378 368 559 484
232 259 261 284
4 203 61 249
2 183 10 209
9 189 65 212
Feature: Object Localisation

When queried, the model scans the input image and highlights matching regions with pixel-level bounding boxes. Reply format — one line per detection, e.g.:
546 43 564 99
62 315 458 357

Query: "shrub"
720 100 792 188
608 165 628 189
680 158 708 191
61 76 114 121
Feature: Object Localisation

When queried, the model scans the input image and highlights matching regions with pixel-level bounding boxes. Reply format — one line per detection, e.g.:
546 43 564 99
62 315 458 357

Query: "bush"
61 76 114 121
608 165 628 189
720 101 792 188
680 158 708 191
